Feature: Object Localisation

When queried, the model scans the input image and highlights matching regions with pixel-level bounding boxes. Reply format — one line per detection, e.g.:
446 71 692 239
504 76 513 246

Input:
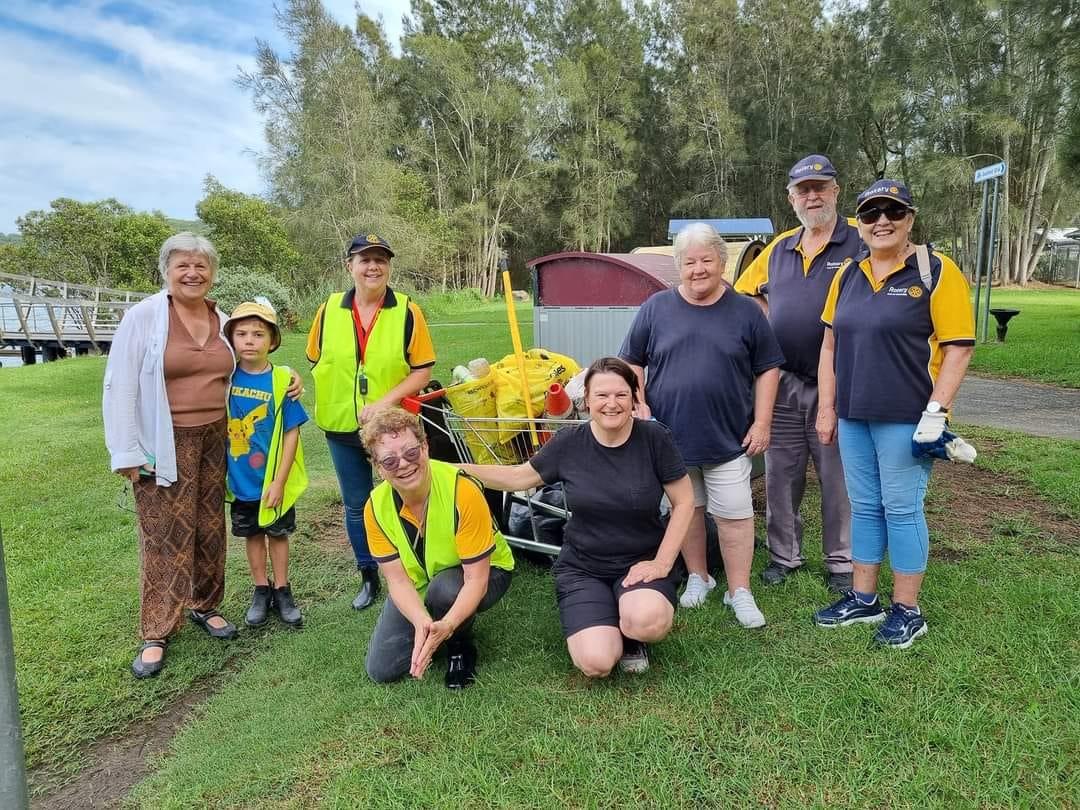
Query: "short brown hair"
360 407 425 454
584 356 640 404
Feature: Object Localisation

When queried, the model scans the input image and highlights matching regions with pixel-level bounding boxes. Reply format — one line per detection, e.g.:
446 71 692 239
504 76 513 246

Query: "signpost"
0 527 28 809
972 162 1007 342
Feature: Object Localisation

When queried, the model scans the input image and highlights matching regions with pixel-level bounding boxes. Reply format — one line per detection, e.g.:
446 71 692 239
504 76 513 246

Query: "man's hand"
263 481 285 509
410 618 455 679
623 559 670 586
286 369 304 401
741 421 770 456
632 401 652 420
816 406 837 445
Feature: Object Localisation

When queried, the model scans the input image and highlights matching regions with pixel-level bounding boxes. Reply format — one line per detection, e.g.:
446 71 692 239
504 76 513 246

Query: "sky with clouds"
0 0 411 232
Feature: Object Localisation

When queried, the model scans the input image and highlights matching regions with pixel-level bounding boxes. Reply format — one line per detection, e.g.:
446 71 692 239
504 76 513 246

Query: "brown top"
164 298 233 427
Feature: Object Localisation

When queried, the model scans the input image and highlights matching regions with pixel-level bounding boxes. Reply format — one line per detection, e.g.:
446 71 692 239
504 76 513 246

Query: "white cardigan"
102 291 233 486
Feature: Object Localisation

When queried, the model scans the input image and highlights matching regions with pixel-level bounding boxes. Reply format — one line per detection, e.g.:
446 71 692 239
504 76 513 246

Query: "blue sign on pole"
974 162 1007 183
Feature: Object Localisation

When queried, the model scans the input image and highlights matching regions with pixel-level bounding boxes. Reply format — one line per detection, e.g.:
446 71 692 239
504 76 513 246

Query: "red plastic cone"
544 383 573 419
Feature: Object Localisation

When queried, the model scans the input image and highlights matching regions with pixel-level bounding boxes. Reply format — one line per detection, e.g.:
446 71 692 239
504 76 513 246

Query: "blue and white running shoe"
813 591 886 627
873 603 928 649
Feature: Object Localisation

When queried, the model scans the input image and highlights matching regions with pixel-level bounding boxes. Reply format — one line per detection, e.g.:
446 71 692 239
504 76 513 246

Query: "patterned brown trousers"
133 418 228 640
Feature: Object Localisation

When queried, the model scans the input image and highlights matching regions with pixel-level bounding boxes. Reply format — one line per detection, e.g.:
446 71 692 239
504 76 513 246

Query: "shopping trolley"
403 389 579 558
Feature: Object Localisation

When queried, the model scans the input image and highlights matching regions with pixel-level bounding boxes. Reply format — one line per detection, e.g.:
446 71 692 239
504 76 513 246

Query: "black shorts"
552 557 683 639
229 500 296 538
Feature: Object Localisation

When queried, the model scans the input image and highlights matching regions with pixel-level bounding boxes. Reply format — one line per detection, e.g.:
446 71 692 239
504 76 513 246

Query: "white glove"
944 436 977 463
913 410 947 444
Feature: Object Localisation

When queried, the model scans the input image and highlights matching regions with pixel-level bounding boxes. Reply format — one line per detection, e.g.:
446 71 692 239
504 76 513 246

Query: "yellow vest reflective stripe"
226 365 309 528
370 460 515 596
311 291 412 432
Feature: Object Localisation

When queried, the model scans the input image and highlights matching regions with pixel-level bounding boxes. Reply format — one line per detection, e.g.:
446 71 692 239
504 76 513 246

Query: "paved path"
954 375 1080 440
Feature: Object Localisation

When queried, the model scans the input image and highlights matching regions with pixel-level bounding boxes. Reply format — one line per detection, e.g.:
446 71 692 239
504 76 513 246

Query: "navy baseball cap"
855 180 916 213
346 233 395 258
786 154 838 189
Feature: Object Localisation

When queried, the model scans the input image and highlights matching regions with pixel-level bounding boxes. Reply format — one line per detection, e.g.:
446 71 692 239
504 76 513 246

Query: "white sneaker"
679 573 716 608
723 587 766 628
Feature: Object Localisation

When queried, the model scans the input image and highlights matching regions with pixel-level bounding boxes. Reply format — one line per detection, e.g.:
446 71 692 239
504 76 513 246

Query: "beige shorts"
687 456 754 519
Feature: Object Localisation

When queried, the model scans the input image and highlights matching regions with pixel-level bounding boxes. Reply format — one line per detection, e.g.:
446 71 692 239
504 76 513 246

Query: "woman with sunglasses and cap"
812 180 975 648
360 407 514 689
306 234 436 612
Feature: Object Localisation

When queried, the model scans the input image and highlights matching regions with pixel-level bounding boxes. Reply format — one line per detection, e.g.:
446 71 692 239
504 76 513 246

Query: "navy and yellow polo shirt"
735 217 862 380
821 248 975 424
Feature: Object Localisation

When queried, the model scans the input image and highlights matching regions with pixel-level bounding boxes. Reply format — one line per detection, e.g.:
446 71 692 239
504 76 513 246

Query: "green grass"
968 288 1080 387
956 424 1080 517
3 293 1078 806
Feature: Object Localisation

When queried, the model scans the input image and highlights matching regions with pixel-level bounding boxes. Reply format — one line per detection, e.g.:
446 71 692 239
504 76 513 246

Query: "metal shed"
528 252 674 365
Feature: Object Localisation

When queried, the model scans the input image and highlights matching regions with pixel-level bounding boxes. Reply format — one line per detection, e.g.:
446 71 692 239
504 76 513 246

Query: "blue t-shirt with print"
227 366 309 502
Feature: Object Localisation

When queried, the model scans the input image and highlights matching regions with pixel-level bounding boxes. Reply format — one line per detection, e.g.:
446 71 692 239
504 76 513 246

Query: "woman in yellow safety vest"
361 407 514 689
306 234 436 610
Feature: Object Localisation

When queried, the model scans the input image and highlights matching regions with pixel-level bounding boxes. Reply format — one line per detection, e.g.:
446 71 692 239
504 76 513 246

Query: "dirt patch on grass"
28 670 232 809
927 454 1079 560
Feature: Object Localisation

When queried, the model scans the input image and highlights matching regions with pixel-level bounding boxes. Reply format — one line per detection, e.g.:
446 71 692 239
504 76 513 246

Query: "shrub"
212 266 297 326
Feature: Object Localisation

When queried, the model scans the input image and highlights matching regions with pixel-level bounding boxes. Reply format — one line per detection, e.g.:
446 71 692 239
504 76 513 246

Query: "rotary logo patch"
908 286 923 298
890 186 899 194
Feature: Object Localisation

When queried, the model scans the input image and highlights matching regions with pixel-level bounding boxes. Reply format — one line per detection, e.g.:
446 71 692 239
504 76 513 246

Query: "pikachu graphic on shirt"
228 402 269 459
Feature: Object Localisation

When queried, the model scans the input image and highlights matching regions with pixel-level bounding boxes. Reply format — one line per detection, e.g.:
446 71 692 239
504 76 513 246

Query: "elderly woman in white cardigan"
103 233 301 678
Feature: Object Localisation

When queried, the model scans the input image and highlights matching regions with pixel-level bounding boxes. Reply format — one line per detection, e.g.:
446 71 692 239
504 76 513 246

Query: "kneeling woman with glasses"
813 180 975 648
361 407 514 689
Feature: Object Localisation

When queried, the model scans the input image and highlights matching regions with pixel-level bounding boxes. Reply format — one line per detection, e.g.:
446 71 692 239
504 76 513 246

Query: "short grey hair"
673 222 728 267
158 232 219 282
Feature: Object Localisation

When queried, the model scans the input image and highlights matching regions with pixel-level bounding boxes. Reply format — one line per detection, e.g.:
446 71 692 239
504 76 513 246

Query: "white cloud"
0 0 412 232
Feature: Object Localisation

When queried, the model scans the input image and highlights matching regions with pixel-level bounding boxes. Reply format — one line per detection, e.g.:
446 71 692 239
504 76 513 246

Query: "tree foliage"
7 198 171 290
196 176 302 285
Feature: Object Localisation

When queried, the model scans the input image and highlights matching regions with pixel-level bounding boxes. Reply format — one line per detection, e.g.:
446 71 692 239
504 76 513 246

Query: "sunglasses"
857 204 912 225
375 444 423 472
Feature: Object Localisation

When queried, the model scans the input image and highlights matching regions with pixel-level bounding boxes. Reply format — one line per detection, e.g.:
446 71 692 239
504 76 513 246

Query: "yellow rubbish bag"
491 349 581 442
443 374 516 465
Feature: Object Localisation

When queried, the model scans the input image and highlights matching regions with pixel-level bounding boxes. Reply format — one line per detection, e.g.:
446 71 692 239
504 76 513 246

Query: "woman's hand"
741 421 771 456
632 401 652 419
410 618 455 678
286 369 304 401
816 406 837 445
623 559 670 586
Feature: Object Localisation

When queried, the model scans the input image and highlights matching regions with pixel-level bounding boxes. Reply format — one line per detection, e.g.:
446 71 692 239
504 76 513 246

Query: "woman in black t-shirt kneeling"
461 357 694 677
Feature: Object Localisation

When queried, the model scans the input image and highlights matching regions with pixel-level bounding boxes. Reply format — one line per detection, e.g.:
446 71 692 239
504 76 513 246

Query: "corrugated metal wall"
533 306 640 366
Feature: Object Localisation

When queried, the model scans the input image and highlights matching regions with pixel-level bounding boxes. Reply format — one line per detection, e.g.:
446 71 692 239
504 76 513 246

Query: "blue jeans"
837 420 933 575
326 436 376 570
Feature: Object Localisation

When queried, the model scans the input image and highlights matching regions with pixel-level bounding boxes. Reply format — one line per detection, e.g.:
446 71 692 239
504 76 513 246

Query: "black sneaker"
444 637 477 689
618 638 649 674
272 584 303 628
761 562 802 585
813 591 886 627
873 603 928 649
246 585 272 627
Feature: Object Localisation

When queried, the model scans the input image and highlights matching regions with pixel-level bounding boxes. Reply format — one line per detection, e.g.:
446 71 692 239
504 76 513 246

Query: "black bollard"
18 347 35 365
988 308 1021 342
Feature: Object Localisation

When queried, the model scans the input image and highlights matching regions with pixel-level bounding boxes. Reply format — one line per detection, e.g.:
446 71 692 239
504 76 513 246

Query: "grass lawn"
2 295 1077 807
968 288 1080 387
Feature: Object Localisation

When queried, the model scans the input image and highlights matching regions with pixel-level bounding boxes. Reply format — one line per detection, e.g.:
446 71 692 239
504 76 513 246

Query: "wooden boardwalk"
0 273 149 363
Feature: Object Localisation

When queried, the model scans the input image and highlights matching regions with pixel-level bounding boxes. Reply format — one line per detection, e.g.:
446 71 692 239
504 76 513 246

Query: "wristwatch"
926 400 945 415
